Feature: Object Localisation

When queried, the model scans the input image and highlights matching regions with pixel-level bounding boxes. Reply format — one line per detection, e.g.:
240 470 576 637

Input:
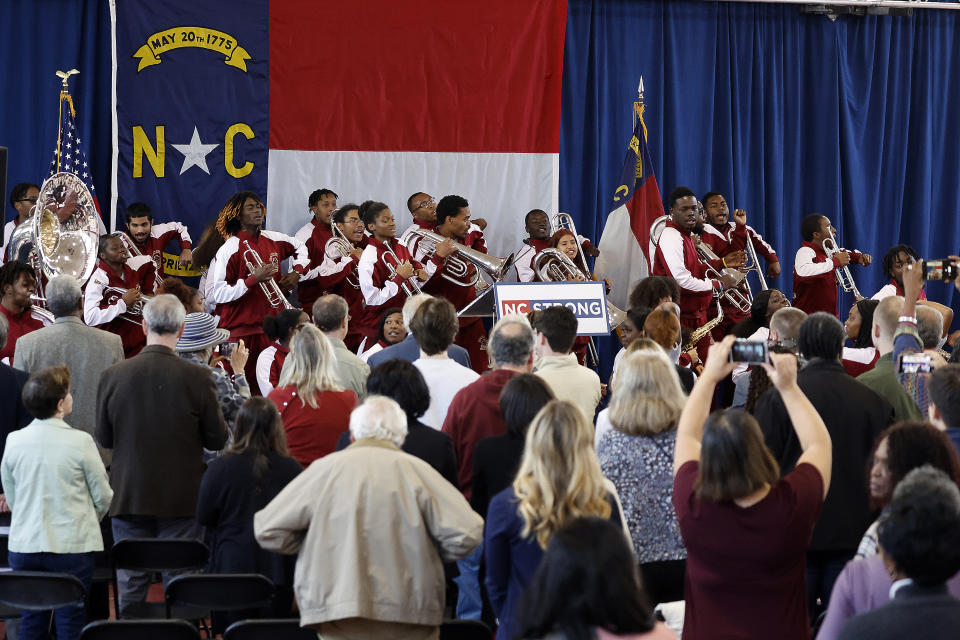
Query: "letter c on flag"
224 123 254 178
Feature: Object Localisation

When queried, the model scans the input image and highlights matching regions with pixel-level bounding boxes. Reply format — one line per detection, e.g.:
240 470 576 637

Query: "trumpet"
117 232 164 289
381 245 423 298
408 228 515 289
324 225 360 289
694 238 753 314
822 228 864 301
241 240 294 310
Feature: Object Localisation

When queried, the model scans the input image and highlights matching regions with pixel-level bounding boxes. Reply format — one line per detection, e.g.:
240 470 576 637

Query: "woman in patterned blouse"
597 349 687 606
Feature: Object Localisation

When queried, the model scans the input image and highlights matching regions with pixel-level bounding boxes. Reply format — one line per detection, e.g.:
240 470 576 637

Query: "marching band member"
792 213 872 317
207 191 315 394
317 204 367 351
2 183 39 263
698 191 750 340
83 234 158 358
358 307 407 363
653 186 738 363
256 308 309 397
701 191 780 278
294 188 338 317
399 192 438 257
123 202 193 276
417 195 489 373
872 244 953 338
515 209 600 282
0 261 44 363
357 201 451 342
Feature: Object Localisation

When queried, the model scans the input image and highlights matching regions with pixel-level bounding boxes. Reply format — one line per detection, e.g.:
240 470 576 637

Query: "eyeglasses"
17 197 37 204
414 197 436 211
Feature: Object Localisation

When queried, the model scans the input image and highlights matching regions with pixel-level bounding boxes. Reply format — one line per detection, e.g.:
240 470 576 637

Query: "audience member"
928 365 960 453
358 307 406 362
196 398 301 630
254 396 483 639
268 324 356 467
817 424 960 639
855 297 923 421
531 306 602 420
485 400 626 640
598 350 688 606
176 312 251 437
611 307 650 377
730 288 791 339
335 360 458 485
96 294 227 615
857 422 960 558
0 315 31 478
753 312 893 617
366 293 471 368
471 374 554 518
257 308 308 396
673 337 832 640
641 309 695 393
739 306 806 411
836 467 960 640
412 298 480 429
1 366 113 640
13 275 124 464
155 277 205 313
518 518 677 640
841 299 880 377
311 294 370 400
629 276 680 312
443 315 534 499
0 260 44 363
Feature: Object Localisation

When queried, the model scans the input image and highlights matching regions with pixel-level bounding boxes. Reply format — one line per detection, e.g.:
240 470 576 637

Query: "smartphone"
729 338 769 364
922 259 959 283
219 341 238 358
899 353 933 374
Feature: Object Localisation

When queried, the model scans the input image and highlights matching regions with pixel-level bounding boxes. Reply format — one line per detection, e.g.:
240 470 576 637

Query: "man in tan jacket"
254 395 483 640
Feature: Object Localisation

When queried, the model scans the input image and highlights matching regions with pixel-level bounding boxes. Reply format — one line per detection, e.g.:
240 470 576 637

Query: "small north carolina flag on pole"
594 78 664 310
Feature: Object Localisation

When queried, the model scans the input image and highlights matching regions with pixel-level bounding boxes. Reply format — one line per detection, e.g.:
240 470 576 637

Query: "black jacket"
837 583 960 640
753 358 893 551
335 419 458 487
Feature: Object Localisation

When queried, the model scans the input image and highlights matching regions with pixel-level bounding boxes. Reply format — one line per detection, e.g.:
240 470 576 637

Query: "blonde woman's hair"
609 350 686 437
278 324 343 408
513 400 612 549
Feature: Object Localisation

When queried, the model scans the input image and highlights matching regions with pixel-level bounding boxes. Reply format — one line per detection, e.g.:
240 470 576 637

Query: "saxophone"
682 298 724 353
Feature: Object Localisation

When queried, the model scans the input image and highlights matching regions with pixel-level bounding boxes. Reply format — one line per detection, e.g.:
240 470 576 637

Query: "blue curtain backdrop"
0 0 112 222
560 0 960 321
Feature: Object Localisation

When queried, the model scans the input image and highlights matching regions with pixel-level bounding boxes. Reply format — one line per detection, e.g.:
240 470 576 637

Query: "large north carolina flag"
594 100 664 310
267 0 566 258
112 0 565 261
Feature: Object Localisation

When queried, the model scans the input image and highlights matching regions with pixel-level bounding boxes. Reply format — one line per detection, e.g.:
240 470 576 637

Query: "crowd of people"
2 181 960 640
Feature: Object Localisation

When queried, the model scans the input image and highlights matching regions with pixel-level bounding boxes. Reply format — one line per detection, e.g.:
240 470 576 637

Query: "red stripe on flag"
625 175 664 253
269 0 566 153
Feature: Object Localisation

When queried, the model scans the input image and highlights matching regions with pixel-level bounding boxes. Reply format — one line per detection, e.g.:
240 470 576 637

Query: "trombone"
381 245 423 298
551 213 592 276
241 240 294 310
117 232 164 289
743 233 768 292
822 228 864 301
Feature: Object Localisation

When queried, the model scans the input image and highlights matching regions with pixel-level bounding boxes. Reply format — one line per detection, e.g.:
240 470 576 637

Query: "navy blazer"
837 582 960 640
367 334 471 369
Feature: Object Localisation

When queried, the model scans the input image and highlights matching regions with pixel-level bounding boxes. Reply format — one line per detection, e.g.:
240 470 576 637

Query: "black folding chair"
165 574 275 637
80 619 202 640
110 538 209 620
0 571 86 610
440 619 493 640
222 618 316 640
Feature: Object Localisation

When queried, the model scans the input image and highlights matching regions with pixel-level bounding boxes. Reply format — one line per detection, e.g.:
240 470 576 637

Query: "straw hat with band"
176 312 230 352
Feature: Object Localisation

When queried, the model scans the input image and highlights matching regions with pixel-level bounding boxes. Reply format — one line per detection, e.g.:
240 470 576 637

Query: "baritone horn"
324 225 360 289
822 228 864 301
408 228 515 288
241 240 294 310
381 245 423 297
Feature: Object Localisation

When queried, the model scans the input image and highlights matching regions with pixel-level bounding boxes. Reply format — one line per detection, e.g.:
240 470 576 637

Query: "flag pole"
54 69 79 174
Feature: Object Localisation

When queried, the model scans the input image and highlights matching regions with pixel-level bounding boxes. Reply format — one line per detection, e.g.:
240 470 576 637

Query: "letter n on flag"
594 98 664 310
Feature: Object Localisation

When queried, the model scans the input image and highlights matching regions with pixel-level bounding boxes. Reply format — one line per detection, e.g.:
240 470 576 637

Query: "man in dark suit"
96 294 227 615
754 312 894 620
367 293 472 369
838 467 960 640
14 275 123 464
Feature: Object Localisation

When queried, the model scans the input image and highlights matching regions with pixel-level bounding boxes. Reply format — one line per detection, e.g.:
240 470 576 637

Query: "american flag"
48 89 105 228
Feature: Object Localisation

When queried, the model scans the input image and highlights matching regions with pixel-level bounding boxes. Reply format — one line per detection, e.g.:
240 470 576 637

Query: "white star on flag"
172 127 219 175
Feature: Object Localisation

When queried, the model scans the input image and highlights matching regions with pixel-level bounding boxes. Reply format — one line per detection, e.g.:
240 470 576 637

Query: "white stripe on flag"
266 150 559 259
594 204 650 311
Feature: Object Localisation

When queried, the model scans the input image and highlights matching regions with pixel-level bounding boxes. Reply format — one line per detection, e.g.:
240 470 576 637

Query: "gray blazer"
14 316 124 464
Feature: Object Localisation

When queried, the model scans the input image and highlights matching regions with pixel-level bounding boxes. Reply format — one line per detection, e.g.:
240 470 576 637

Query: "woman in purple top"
672 336 833 640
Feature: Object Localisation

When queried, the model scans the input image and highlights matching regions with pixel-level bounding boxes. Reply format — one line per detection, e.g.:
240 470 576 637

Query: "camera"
899 353 933 374
922 259 959 283
729 339 769 364
219 342 238 358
